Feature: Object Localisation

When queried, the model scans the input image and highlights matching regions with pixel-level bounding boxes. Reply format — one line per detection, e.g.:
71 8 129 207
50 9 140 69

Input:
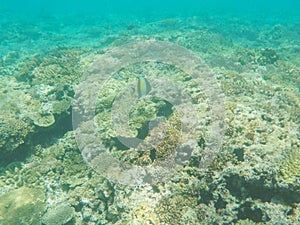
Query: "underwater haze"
0 0 300 224
2 0 300 15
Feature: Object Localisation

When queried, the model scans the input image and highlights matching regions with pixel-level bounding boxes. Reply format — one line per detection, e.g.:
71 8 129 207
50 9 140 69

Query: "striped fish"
137 76 151 98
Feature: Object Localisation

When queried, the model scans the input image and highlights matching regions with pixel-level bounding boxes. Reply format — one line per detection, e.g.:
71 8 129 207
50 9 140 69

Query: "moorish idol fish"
137 76 151 98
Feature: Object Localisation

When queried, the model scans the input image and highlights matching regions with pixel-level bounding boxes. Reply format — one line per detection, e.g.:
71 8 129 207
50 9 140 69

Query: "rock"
0 187 46 225
42 204 75 225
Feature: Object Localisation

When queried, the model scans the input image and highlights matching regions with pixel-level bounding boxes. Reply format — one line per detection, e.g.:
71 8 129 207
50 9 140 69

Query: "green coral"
0 131 111 224
16 48 87 87
129 98 160 130
209 151 240 171
51 99 71 115
12 47 93 128
0 118 34 154
256 48 279 65
217 69 254 96
155 194 197 224
0 46 95 160
95 78 126 111
92 64 185 150
235 48 279 66
236 49 256 65
280 144 300 184
176 29 232 53
0 76 36 154
0 132 78 189
136 112 181 165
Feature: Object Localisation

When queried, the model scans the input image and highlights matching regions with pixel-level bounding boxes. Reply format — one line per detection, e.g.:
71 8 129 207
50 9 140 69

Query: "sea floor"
0 11 300 224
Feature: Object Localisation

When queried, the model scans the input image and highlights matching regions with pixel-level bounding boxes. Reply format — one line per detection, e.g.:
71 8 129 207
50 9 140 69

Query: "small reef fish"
137 76 151 98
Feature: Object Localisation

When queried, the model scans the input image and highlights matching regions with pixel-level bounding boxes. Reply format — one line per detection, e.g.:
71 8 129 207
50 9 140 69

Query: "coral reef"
0 13 299 225
0 76 36 154
0 47 95 159
236 48 279 66
256 48 279 65
155 194 198 224
0 117 34 154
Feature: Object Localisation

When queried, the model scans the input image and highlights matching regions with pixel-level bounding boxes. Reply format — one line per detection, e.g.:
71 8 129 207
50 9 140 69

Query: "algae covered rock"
0 187 46 225
42 204 75 225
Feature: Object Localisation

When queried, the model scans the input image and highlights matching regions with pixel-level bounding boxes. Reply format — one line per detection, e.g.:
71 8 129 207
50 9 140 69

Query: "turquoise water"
0 1 300 224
